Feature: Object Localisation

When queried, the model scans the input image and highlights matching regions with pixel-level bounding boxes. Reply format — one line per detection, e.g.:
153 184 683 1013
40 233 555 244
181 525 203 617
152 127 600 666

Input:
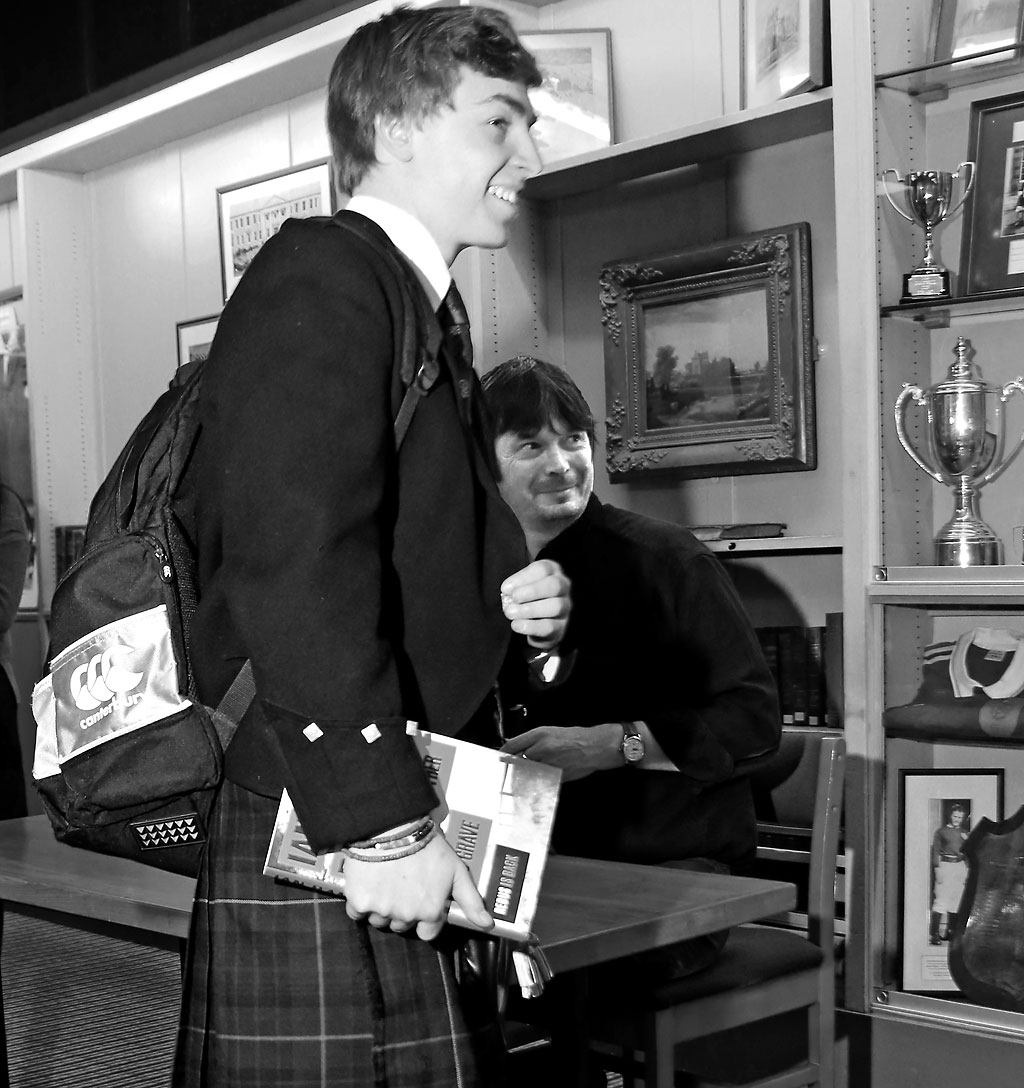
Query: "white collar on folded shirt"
344 195 450 311
950 627 1024 698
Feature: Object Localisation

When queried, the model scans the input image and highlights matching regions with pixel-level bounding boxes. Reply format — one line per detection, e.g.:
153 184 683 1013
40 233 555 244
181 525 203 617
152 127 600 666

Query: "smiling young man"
174 11 571 1088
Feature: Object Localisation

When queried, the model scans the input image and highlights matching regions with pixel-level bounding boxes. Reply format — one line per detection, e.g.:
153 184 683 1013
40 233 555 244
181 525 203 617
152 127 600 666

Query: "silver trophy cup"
880 163 975 303
895 337 1024 566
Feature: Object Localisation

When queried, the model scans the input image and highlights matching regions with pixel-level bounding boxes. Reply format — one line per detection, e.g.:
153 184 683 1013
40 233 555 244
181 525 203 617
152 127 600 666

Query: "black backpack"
31 215 437 876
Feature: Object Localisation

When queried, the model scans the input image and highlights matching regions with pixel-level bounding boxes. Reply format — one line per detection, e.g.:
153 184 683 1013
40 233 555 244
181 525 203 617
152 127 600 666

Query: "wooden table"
0 817 794 1085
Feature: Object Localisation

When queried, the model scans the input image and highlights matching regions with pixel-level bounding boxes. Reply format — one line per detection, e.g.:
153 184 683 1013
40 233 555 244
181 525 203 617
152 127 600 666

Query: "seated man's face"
494 417 593 541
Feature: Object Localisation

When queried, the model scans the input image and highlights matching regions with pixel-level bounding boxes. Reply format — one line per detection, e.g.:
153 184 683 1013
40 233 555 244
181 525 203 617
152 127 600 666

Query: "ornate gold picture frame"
600 223 815 481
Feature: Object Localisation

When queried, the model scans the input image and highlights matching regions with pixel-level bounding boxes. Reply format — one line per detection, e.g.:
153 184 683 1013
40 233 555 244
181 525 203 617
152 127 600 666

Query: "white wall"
534 0 742 139
88 89 331 463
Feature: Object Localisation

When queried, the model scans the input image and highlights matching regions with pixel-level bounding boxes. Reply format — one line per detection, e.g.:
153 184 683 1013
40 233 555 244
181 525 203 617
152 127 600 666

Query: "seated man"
482 355 781 980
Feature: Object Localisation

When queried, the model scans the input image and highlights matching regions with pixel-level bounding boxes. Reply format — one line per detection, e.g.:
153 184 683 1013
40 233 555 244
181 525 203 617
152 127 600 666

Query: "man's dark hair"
481 356 596 446
327 5 542 195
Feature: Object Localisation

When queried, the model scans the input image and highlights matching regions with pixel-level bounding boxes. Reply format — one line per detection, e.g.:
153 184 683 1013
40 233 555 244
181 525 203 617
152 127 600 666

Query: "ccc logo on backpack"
31 605 193 772
70 645 145 711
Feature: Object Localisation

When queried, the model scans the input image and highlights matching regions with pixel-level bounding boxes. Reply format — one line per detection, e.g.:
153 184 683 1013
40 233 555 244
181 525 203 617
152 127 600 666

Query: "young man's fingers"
450 864 493 932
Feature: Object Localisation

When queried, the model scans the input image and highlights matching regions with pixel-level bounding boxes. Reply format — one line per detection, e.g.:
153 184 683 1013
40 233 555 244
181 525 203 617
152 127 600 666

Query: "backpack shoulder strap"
328 211 439 452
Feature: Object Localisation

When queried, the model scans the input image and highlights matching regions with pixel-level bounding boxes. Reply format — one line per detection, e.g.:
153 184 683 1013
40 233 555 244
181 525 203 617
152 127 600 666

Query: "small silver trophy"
895 337 1024 566
880 163 975 303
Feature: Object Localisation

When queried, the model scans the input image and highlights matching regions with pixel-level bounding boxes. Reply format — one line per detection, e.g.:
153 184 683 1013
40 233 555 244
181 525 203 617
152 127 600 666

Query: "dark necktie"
439 281 474 420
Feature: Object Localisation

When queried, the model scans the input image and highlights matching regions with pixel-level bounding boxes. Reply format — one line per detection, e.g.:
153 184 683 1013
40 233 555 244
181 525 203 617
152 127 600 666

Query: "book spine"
777 627 807 726
824 612 844 729
757 627 782 722
806 625 825 728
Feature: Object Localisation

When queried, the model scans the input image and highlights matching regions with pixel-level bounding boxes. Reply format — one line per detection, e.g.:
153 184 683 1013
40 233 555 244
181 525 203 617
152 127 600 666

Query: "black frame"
959 91 1024 297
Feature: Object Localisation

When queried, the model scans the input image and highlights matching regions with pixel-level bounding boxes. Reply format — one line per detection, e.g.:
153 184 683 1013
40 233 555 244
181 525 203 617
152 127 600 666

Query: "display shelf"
524 89 833 201
872 992 1024 1040
870 566 1024 606
705 534 842 556
874 45 1024 99
881 289 1024 328
884 723 1024 747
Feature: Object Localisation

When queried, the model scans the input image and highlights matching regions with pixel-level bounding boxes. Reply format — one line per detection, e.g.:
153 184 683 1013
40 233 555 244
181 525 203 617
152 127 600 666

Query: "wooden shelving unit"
525 89 833 200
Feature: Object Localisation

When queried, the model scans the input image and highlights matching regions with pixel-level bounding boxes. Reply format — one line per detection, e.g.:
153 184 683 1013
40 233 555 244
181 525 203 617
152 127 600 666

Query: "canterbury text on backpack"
30 214 438 876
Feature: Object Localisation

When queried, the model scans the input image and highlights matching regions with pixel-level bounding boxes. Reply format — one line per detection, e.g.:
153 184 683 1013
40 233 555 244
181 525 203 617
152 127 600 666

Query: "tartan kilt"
173 779 507 1087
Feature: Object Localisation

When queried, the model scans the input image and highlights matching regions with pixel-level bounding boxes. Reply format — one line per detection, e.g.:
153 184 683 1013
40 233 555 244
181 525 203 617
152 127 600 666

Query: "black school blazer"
190 213 526 851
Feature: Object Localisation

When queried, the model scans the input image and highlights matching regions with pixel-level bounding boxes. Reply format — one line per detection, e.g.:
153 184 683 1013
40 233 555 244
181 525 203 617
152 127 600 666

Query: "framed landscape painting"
600 223 815 481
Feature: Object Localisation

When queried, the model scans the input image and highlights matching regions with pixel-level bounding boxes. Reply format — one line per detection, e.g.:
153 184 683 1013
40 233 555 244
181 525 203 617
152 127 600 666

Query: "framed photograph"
929 0 1024 66
900 769 1003 993
0 290 38 611
176 314 220 370
742 0 827 109
520 30 613 166
600 222 815 481
959 91 1024 296
217 159 335 301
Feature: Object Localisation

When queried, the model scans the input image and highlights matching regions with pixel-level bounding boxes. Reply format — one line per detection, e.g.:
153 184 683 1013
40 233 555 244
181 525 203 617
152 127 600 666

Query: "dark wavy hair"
481 356 596 446
327 5 541 195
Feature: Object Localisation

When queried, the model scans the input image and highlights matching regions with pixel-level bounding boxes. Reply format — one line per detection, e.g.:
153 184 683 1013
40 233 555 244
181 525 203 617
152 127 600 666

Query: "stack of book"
757 614 843 728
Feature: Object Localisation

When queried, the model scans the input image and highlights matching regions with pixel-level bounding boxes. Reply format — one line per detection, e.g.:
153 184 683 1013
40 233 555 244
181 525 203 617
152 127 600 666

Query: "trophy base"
934 537 1003 567
901 267 952 304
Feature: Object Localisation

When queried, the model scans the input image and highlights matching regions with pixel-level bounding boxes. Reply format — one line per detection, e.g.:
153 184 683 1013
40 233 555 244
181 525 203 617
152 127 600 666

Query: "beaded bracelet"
341 826 438 863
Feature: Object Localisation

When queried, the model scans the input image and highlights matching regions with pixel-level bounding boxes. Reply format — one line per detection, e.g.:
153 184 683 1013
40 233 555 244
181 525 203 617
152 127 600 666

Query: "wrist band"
341 826 437 863
348 817 435 852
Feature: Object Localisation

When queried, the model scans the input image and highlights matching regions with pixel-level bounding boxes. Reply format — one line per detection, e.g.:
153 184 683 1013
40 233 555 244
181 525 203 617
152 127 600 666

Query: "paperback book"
264 727 561 941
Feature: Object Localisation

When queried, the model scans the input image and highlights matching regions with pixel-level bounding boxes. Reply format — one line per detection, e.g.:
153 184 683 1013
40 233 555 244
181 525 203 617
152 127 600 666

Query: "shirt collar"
344 195 450 310
950 627 1024 698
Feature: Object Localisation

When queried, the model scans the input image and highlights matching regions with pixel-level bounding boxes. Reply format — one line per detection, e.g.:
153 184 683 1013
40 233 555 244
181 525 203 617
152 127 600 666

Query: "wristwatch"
620 722 645 765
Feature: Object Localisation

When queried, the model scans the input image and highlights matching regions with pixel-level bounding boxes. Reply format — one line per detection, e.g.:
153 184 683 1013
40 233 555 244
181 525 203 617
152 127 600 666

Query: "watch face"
622 734 645 763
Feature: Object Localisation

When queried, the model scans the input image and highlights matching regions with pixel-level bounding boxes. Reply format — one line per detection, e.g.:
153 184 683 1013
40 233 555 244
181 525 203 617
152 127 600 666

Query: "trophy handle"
894 384 944 483
880 168 915 223
977 378 1024 488
948 161 977 218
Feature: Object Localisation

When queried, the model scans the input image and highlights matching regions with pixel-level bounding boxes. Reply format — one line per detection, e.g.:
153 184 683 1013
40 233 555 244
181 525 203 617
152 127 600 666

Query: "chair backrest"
750 729 846 951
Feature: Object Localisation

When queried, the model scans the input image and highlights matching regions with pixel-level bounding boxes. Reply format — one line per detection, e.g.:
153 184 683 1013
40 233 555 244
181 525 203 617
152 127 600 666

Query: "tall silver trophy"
880 163 975 303
895 337 1024 566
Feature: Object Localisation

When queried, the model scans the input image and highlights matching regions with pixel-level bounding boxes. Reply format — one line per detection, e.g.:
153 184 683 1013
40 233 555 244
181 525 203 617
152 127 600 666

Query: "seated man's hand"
501 723 624 782
343 834 494 942
500 559 571 649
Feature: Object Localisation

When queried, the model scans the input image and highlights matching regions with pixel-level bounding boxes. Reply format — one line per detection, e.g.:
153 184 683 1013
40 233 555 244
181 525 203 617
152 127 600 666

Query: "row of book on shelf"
54 524 87 582
757 613 843 729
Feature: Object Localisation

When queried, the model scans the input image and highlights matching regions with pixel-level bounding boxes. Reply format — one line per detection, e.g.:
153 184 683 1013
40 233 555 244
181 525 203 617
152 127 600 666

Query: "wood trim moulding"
0 0 439 203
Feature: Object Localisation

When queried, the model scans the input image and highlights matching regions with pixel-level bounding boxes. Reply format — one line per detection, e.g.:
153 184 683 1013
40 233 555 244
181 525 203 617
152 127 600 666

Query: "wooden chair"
587 731 846 1088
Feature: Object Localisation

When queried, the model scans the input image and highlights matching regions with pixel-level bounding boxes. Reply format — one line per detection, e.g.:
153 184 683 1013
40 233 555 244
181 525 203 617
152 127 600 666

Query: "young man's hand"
500 558 571 649
342 834 493 942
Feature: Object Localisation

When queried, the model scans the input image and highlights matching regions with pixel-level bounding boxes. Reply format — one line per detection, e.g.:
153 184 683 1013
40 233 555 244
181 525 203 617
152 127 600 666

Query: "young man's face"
494 419 594 545
404 67 542 263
